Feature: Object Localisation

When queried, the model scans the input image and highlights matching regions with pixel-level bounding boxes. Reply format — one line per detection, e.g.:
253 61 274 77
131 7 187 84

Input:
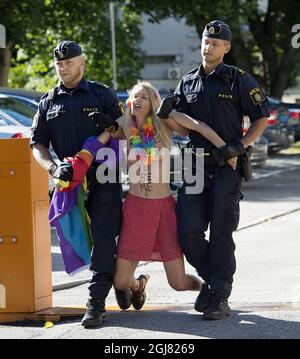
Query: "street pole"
109 2 117 90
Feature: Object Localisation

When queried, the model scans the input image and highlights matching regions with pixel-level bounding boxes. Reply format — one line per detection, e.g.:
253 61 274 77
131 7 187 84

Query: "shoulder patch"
89 80 109 89
249 87 266 105
238 68 245 76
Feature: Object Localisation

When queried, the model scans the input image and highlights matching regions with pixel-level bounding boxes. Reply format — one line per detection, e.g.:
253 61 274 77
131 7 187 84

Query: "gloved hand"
211 149 226 166
217 142 246 161
48 162 74 181
88 111 119 133
156 95 177 119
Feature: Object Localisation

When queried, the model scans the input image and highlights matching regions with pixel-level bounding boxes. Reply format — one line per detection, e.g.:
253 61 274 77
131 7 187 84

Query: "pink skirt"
117 193 182 262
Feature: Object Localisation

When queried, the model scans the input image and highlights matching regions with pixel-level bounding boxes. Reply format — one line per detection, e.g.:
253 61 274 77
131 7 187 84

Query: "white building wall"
140 15 201 91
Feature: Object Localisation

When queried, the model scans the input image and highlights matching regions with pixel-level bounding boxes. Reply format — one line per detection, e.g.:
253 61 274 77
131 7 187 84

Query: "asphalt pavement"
1 150 300 339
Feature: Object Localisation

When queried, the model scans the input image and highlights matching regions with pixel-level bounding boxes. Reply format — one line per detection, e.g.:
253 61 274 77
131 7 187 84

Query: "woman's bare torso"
119 115 172 199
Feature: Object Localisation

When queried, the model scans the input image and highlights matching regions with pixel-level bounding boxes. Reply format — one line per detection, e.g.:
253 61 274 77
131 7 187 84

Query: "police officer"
173 21 269 320
30 41 124 328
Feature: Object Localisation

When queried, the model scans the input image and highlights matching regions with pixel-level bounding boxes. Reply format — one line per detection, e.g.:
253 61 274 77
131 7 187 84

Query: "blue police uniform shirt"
30 77 123 161
174 62 269 151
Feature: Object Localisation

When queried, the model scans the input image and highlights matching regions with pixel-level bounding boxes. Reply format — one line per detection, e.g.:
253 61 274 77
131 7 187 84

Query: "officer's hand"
211 148 226 166
88 111 119 133
156 95 177 119
217 142 245 161
110 124 123 138
48 162 73 182
105 122 119 133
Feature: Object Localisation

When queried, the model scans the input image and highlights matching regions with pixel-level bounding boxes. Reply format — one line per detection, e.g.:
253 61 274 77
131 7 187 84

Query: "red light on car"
11 132 23 138
267 119 277 126
267 110 277 126
289 111 300 120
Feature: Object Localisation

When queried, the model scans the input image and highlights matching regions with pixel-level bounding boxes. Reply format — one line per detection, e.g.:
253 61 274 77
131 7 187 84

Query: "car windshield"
9 96 38 111
0 97 35 127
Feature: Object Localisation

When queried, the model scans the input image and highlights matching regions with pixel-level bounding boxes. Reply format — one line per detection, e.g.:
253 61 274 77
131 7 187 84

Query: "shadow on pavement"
7 308 299 339
94 308 300 339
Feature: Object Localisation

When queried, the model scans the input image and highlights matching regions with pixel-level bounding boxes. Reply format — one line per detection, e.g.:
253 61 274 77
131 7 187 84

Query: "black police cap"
54 41 82 61
202 20 232 42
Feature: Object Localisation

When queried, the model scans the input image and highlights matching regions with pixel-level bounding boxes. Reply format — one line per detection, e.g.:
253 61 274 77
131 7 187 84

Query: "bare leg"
163 257 202 291
114 258 141 292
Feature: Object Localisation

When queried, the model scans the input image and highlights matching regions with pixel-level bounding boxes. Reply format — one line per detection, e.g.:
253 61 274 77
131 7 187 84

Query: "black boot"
115 289 132 310
194 283 211 313
81 298 106 328
203 292 231 320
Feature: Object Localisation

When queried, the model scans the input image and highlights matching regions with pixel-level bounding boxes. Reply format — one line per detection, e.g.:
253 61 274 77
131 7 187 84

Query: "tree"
0 1 143 90
0 0 45 86
125 0 300 97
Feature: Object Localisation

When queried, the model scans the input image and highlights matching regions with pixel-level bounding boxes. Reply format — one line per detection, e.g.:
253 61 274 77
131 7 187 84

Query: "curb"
53 279 90 292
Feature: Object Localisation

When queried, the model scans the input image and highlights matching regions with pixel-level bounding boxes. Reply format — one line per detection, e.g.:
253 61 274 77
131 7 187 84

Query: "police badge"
249 88 266 106
209 26 215 34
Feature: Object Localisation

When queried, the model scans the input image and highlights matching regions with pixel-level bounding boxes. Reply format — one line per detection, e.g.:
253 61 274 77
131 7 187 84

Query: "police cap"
202 20 232 42
54 41 82 61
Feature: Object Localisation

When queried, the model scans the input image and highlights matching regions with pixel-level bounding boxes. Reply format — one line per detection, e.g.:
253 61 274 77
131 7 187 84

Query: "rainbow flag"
48 137 120 275
49 182 92 275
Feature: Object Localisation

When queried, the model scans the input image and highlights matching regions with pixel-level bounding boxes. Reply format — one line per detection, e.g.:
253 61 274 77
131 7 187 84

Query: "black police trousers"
85 177 122 301
176 165 243 297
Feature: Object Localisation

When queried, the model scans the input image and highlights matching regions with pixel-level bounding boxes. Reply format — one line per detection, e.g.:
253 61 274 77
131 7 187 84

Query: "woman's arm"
169 110 226 148
163 117 190 137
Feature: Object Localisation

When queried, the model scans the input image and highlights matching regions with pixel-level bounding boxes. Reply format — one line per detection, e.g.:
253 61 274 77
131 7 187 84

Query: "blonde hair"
126 81 171 150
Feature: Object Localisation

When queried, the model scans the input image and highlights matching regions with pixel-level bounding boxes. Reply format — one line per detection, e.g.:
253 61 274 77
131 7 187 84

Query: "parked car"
0 94 36 127
115 90 128 109
0 87 42 111
0 95 35 139
265 97 294 153
158 88 173 99
243 116 268 167
0 109 30 138
285 102 300 142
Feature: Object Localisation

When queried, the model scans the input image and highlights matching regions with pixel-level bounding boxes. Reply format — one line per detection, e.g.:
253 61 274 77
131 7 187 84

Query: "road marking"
253 167 299 180
237 206 300 232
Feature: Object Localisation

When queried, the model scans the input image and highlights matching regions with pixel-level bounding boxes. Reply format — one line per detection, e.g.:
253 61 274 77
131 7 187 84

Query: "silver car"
0 109 31 138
